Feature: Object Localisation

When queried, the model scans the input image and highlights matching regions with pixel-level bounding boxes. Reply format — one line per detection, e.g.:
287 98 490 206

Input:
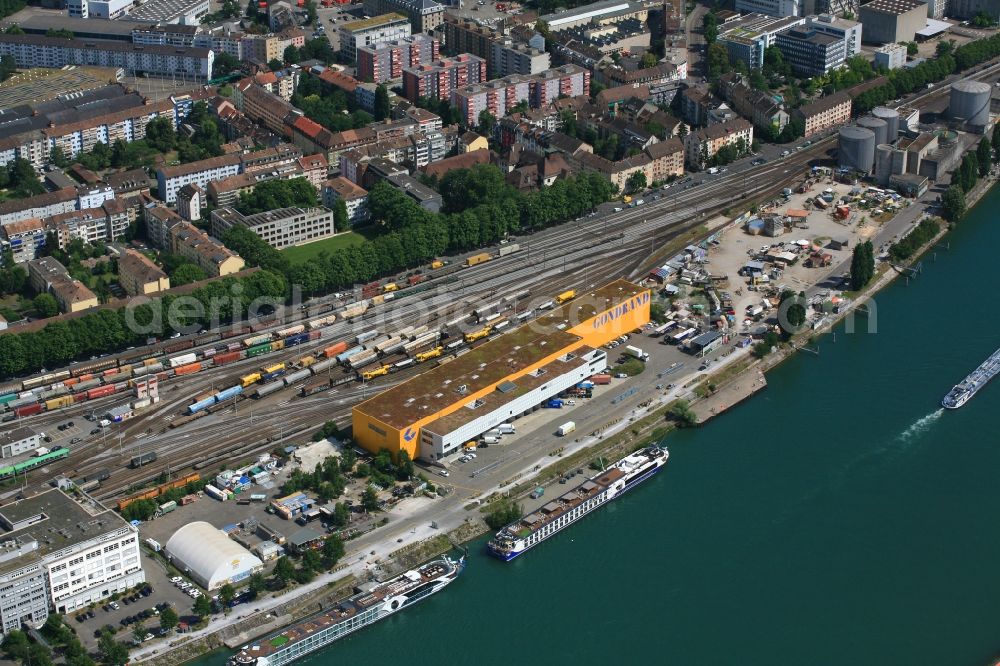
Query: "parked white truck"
624 345 650 361
557 421 576 436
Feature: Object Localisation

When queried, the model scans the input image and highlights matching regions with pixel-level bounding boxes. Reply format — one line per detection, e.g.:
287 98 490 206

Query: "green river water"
192 186 1000 666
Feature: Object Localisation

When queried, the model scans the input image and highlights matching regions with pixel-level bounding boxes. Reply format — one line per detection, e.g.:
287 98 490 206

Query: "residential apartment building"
792 91 851 137
169 221 245 277
338 14 412 63
719 74 789 133
322 177 370 225
177 184 204 222
718 13 805 71
0 188 78 228
450 65 589 127
45 200 129 247
0 426 41 459
442 15 497 60
27 257 98 313
211 207 336 250
2 219 44 265
0 90 181 170
683 118 754 170
402 54 487 102
118 248 170 296
236 82 297 136
362 0 445 34
0 489 144 638
0 34 213 81
357 35 440 83
297 154 329 190
241 143 304 174
774 26 846 77
574 137 684 190
156 154 243 204
490 39 550 78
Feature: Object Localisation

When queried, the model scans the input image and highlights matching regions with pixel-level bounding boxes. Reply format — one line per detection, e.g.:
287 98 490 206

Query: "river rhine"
194 186 1000 666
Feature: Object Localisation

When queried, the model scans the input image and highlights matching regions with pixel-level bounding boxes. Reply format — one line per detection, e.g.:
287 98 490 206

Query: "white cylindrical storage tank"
872 106 900 141
874 144 893 185
950 80 991 128
858 116 888 147
839 126 876 173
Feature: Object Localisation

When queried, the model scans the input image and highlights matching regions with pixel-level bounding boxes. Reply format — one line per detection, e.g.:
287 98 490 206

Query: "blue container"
284 333 310 347
336 345 364 364
188 397 216 415
214 385 243 402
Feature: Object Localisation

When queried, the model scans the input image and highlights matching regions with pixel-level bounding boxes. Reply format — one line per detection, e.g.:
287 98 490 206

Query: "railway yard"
3 51 995 506
0 138 842 505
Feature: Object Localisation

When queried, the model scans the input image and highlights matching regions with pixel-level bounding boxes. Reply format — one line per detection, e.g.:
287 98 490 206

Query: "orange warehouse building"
352 280 650 461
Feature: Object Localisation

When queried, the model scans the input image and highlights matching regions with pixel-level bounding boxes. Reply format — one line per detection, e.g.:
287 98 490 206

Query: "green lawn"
282 231 367 265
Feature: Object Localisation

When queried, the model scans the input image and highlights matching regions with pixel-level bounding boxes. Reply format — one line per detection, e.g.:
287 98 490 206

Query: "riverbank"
167 172 994 666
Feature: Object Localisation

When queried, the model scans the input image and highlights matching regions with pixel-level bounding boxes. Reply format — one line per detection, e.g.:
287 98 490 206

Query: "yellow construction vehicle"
415 347 444 362
464 326 491 343
362 365 390 380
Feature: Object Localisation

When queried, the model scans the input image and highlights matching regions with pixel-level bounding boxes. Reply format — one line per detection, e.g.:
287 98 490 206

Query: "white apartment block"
0 490 144 638
490 40 550 78
156 154 242 204
0 35 213 81
211 206 336 250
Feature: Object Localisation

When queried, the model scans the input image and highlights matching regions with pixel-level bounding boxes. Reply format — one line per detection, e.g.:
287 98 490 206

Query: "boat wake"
896 409 943 444
761 410 944 534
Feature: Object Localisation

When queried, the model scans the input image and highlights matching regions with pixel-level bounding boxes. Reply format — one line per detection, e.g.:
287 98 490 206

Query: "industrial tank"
858 115 889 147
874 144 894 186
950 80 991 128
839 125 876 173
872 106 900 141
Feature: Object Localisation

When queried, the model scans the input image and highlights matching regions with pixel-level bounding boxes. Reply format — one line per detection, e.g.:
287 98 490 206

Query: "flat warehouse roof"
423 349 595 435
355 279 645 429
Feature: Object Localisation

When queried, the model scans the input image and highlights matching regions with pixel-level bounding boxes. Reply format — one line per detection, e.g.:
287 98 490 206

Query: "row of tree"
0 270 287 379
889 218 941 261
850 240 876 291
0 157 44 197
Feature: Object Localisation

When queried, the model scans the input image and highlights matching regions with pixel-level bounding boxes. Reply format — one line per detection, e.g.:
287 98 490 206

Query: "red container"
408 274 425 286
174 363 202 376
589 374 611 385
63 377 80 387
214 351 243 365
102 368 119 377
308 330 321 340
73 393 88 403
15 403 43 417
323 341 348 358
87 386 116 400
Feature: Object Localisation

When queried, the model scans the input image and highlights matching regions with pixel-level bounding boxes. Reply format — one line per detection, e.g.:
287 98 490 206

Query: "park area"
281 231 367 265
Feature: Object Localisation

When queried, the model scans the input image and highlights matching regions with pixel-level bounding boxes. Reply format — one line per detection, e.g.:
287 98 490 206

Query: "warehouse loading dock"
352 280 651 461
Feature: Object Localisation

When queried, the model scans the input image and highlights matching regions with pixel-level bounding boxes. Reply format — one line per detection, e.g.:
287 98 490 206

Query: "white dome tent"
164 521 263 590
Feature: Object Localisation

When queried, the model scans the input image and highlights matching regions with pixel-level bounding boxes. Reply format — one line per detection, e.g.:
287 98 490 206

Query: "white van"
482 436 500 445
498 423 516 434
